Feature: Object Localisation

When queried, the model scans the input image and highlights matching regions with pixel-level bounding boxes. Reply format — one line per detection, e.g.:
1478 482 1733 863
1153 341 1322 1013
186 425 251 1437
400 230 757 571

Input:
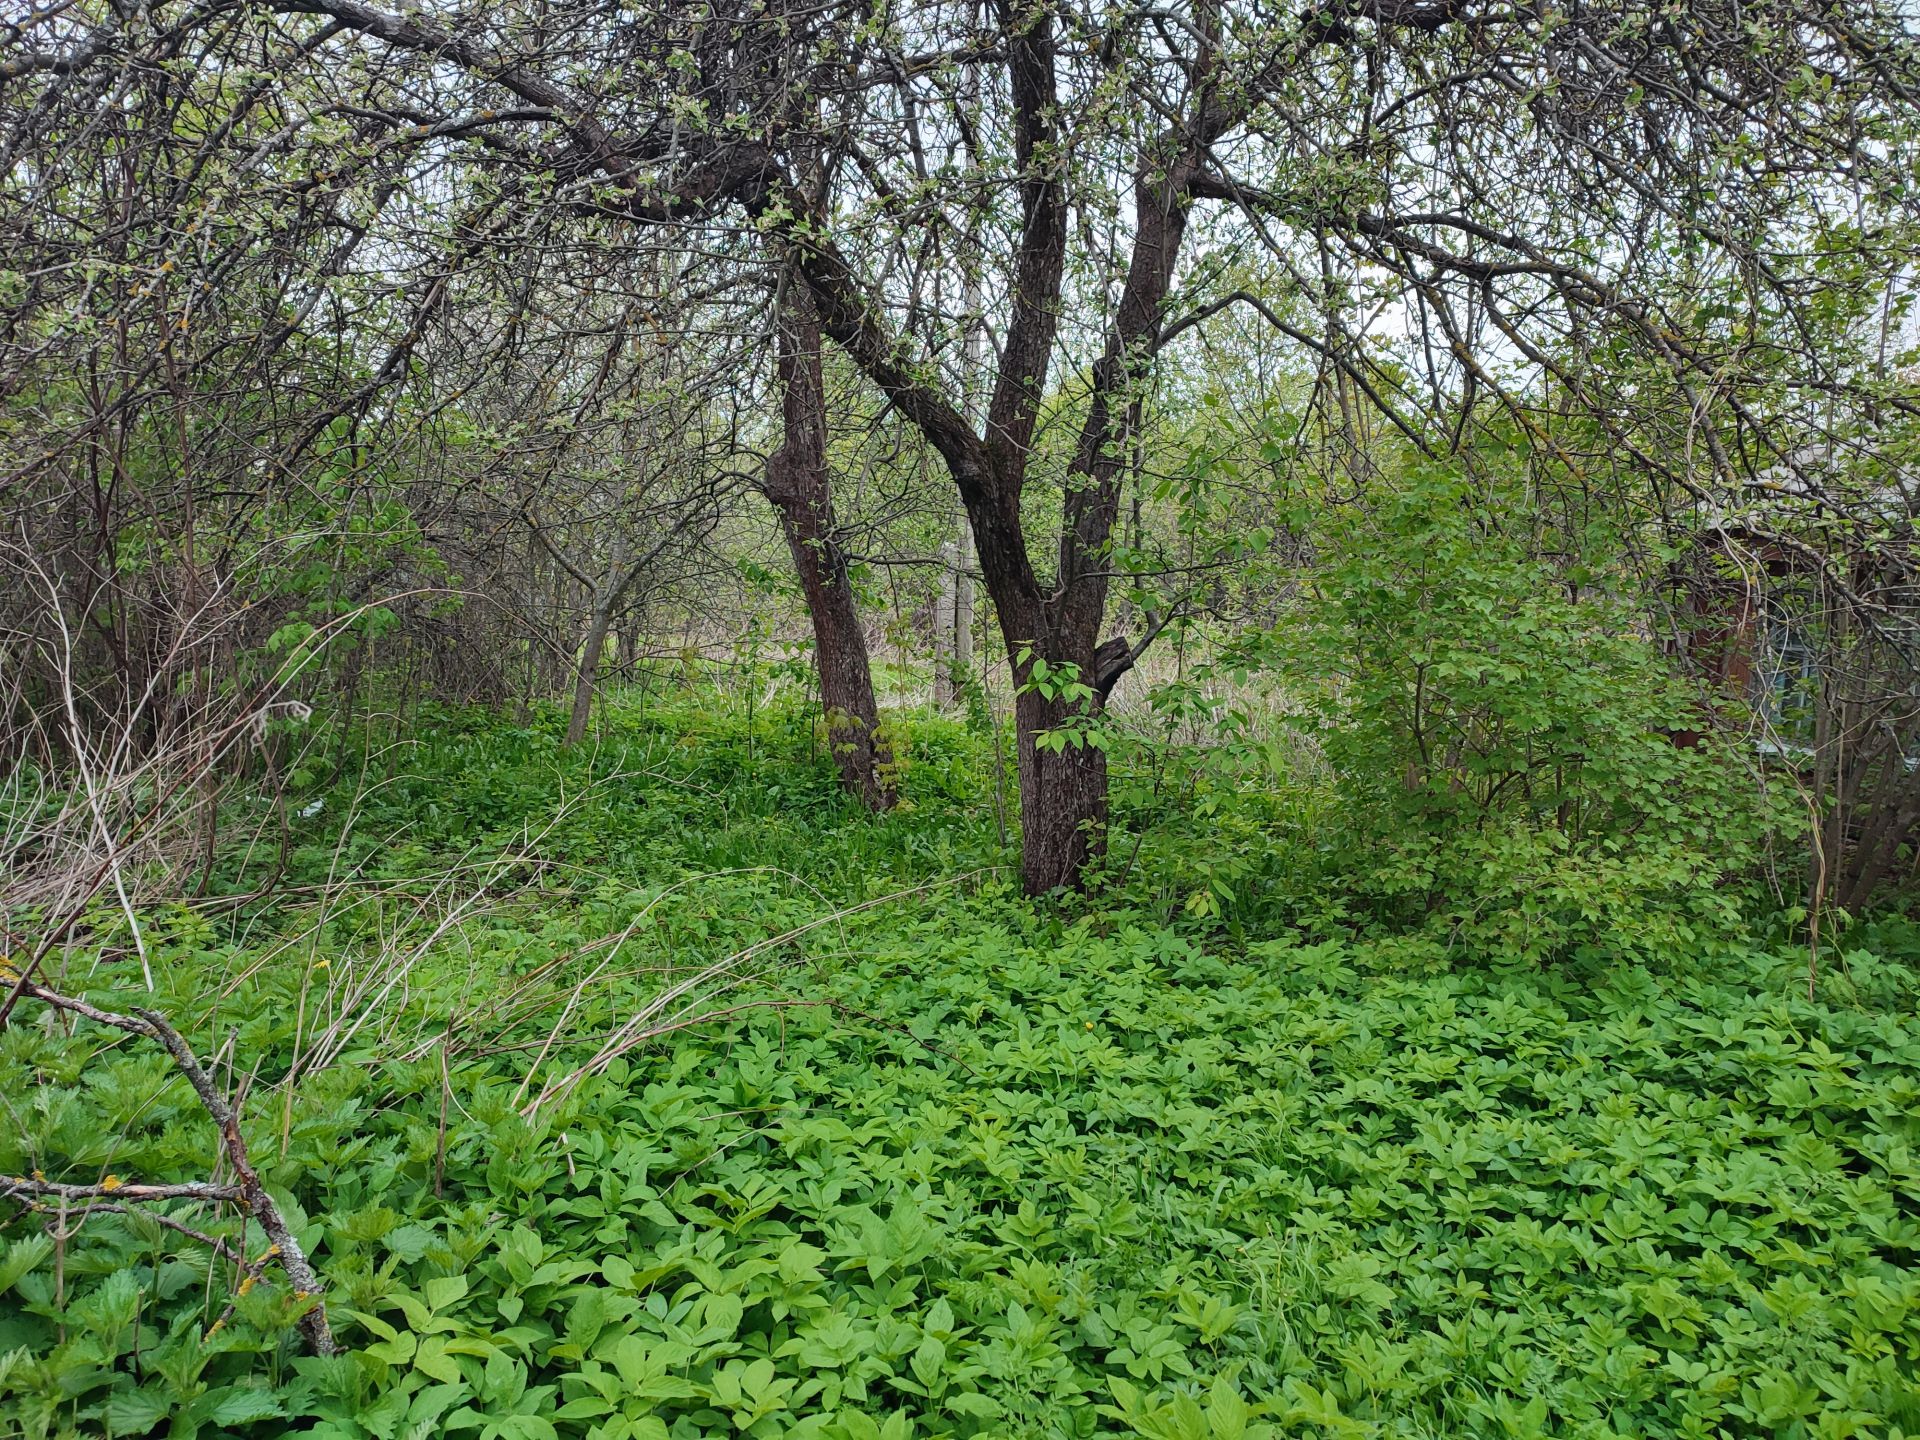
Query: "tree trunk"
1015 684 1109 892
933 538 957 707
766 276 893 811
953 522 975 699
953 232 983 711
565 535 627 746
564 599 617 745
774 11 1206 890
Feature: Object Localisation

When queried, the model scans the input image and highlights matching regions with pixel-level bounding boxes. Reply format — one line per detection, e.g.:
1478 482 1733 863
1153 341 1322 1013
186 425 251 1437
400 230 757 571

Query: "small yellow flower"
1084 1021 1094 1031
100 1174 123 1192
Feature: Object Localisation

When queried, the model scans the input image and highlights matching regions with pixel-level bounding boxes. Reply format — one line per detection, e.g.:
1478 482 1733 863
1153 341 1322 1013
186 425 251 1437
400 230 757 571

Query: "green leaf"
0 1234 52 1295
425 1274 470 1312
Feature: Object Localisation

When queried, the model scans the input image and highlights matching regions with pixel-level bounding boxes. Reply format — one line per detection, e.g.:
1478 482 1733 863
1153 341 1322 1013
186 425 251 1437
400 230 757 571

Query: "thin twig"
2 1177 244 1205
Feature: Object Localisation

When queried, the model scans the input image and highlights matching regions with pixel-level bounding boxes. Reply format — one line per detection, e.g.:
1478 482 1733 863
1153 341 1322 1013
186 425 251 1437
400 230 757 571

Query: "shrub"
1274 465 1784 965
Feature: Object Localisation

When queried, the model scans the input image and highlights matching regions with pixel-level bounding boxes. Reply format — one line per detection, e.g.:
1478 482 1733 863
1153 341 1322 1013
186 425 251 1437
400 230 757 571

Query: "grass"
2 689 1917 1439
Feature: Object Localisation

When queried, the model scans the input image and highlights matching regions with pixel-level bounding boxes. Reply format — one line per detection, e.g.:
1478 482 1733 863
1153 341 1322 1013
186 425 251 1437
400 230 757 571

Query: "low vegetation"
4 692 1918 1438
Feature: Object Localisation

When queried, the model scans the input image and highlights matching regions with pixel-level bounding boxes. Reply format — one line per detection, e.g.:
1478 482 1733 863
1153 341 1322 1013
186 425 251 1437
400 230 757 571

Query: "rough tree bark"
763 277 894 812
937 263 985 712
1015 686 1110 893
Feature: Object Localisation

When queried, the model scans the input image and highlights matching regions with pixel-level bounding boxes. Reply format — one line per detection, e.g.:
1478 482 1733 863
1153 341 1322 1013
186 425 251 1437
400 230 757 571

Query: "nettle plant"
1275 466 1785 965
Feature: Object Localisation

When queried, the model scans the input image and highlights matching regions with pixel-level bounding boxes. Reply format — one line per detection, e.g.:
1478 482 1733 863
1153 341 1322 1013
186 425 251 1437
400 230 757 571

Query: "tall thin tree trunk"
564 535 627 746
952 252 984 707
933 539 957 707
765 276 893 811
953 525 975 701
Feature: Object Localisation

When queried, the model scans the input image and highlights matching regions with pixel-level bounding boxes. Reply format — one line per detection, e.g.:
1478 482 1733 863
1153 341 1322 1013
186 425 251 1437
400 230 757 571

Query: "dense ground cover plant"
3 695 1916 1439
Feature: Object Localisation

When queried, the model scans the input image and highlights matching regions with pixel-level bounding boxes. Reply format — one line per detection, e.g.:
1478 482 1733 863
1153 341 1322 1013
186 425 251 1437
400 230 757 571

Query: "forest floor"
3 690 1919 1439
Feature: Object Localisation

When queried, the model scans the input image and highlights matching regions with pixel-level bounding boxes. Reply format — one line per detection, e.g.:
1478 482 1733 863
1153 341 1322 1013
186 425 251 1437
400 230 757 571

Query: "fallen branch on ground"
1 976 337 1356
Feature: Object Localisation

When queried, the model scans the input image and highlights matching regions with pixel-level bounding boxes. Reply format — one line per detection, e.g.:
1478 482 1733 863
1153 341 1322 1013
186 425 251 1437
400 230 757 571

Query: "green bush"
1274 466 1785 965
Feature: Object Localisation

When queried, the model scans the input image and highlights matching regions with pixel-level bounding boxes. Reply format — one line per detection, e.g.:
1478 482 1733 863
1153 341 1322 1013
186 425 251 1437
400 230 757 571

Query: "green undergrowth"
3 695 1919 1439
